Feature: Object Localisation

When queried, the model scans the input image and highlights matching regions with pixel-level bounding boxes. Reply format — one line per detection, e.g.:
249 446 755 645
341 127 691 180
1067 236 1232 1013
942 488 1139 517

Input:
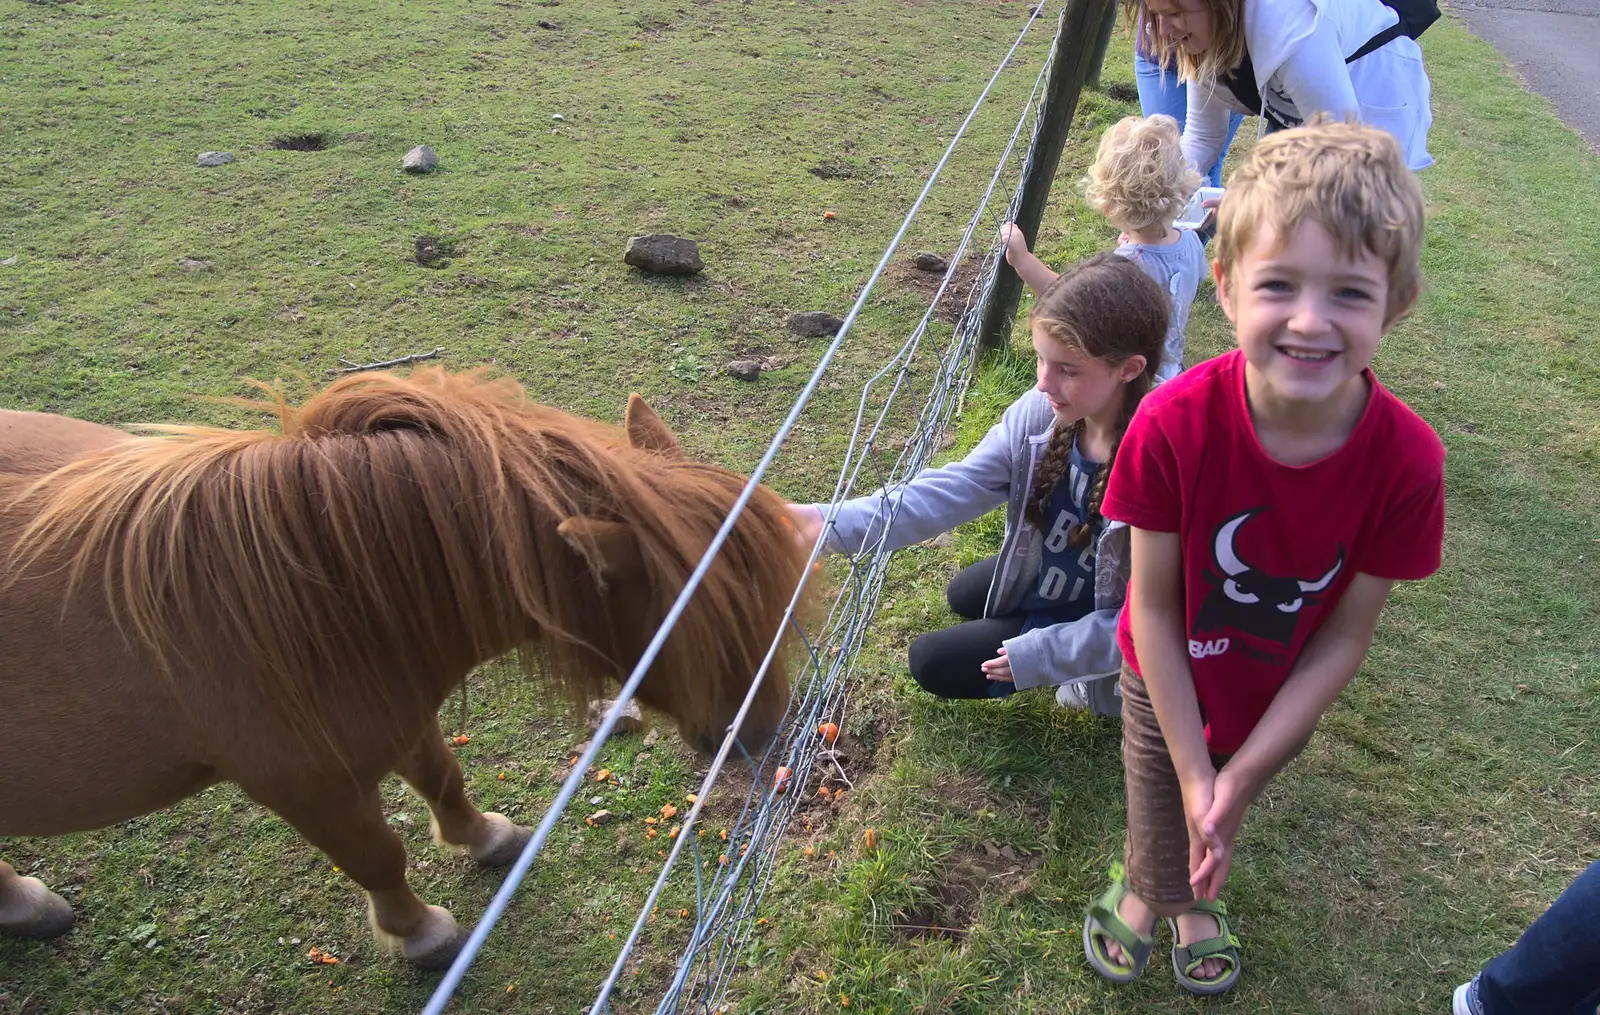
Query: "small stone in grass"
196 151 235 167
725 358 762 382
402 145 439 173
587 698 644 733
787 311 844 337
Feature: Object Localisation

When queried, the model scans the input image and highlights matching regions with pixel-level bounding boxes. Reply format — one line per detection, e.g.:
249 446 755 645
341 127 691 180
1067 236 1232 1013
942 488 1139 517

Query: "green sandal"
1165 897 1243 995
1081 862 1156 984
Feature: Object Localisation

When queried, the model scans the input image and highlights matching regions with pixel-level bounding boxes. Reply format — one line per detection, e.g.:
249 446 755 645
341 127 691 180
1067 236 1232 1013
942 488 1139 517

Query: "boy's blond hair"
1216 117 1425 317
1084 114 1203 232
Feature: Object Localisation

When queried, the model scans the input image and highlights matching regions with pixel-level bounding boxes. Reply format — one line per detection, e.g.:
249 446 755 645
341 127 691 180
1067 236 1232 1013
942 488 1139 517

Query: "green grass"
2 2 1598 1014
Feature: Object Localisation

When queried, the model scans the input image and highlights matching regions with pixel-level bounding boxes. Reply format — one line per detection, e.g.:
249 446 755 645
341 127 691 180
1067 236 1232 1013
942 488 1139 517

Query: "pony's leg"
252 785 462 969
395 721 531 868
0 860 75 938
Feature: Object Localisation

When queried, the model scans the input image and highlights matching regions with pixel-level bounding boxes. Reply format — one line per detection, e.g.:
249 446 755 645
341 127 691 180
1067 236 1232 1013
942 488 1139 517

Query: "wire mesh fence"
420 7 1071 1013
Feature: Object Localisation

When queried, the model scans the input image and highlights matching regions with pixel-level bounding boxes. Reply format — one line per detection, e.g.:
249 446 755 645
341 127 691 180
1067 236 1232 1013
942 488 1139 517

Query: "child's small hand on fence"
980 646 1012 683
998 222 1029 265
786 504 825 551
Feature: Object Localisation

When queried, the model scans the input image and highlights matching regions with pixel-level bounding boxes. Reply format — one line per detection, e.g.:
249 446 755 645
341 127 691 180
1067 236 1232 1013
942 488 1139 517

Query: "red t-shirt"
1103 350 1446 754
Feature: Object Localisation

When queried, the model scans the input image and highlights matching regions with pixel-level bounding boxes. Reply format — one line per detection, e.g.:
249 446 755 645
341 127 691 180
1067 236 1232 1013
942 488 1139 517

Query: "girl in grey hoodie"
790 254 1170 717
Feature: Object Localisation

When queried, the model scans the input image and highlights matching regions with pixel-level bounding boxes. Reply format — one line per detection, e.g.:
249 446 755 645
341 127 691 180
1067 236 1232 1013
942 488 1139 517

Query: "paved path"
1451 0 1600 149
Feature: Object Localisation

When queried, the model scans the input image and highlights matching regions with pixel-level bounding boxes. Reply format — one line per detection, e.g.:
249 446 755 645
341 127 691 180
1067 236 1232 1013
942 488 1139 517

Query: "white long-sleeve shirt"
1181 0 1435 172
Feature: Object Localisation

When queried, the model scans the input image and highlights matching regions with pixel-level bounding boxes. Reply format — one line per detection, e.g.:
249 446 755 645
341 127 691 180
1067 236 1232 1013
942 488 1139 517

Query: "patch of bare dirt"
895 844 1041 942
881 255 986 324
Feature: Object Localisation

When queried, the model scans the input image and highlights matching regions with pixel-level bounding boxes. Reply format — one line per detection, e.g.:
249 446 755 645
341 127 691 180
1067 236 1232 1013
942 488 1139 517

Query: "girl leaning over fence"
789 253 1169 717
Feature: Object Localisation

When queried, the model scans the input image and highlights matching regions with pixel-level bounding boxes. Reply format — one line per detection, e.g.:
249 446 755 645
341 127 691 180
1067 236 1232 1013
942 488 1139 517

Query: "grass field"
2 1 1598 1013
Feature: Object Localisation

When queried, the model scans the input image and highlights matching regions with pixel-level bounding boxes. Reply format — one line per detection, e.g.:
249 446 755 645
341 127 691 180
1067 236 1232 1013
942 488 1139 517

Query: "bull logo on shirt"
1193 509 1343 647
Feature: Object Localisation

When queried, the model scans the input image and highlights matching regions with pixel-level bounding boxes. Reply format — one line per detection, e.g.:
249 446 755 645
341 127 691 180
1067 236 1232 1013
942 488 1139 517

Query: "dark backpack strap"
1219 45 1262 115
1346 22 1406 64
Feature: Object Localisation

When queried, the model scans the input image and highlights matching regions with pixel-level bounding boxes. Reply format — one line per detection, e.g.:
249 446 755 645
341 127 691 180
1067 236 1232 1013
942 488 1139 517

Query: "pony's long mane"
9 369 806 755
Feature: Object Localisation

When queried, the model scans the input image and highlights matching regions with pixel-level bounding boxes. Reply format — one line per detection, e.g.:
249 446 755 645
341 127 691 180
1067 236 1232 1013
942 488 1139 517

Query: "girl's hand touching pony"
786 503 825 551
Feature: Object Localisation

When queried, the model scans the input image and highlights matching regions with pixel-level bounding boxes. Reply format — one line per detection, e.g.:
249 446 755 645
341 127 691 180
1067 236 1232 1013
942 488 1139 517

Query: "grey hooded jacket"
816 389 1125 717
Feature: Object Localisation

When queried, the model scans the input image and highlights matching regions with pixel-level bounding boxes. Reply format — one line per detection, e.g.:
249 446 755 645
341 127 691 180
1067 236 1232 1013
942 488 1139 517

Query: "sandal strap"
1171 902 1241 976
1086 863 1154 958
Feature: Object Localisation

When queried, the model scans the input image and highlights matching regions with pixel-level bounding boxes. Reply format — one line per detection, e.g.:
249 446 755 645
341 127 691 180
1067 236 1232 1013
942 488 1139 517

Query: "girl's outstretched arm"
1000 223 1060 296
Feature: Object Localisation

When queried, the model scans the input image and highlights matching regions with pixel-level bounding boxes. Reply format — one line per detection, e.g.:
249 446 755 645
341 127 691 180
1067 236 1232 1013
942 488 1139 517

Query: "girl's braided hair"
1024 253 1169 547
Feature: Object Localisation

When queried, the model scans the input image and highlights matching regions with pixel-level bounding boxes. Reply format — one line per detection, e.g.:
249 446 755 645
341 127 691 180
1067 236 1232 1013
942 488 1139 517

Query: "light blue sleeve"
816 397 1029 555
1002 609 1123 690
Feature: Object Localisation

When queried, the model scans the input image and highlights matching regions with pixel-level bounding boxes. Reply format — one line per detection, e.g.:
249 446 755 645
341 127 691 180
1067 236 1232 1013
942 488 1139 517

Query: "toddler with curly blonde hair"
1003 114 1208 382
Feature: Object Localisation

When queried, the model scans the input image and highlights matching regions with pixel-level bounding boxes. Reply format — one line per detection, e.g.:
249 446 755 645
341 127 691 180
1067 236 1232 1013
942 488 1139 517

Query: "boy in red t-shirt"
1080 119 1446 996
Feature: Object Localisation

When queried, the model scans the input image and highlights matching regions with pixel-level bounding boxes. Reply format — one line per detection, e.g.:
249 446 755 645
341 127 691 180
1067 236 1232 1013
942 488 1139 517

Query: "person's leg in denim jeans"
1455 859 1600 1014
1132 52 1243 189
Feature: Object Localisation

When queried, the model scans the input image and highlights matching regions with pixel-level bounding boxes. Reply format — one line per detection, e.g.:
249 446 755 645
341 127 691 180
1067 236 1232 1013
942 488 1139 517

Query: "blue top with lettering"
1014 438 1101 633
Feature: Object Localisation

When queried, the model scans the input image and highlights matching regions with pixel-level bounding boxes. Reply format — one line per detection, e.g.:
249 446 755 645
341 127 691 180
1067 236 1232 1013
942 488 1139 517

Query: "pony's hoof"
0 877 75 938
468 813 531 868
401 905 464 970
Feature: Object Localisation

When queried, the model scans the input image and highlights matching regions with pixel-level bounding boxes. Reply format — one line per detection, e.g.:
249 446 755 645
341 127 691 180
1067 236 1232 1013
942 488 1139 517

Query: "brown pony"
0 368 808 968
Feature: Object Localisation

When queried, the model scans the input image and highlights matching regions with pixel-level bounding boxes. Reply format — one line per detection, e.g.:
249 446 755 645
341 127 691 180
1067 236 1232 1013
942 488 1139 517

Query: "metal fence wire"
420 7 1069 1013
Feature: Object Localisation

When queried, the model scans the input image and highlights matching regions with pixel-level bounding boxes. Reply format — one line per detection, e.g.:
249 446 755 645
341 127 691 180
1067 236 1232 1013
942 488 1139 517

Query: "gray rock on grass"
788 311 845 337
913 252 949 274
403 145 439 173
725 359 763 382
196 151 235 167
624 234 704 276
586 698 644 734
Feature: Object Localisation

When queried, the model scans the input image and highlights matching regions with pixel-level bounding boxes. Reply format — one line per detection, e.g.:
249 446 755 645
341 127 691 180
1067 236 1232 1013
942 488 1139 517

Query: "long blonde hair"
1125 0 1248 86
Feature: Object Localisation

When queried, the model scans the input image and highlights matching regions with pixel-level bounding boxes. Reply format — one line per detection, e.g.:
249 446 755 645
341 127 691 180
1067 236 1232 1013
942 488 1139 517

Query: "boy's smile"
1216 218 1397 412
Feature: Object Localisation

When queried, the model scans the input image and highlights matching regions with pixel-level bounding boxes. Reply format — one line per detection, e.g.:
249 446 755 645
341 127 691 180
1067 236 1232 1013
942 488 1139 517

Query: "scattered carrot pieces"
306 947 339 966
757 917 768 925
660 803 678 820
719 854 730 866
719 828 729 841
451 735 471 746
668 825 681 839
697 828 706 837
644 816 658 825
685 792 698 803
802 846 815 857
506 984 517 994
679 908 690 919
773 766 793 793
568 756 579 767
818 722 839 744
840 995 850 1008
823 210 837 220
594 768 611 782
497 772 506 781
864 828 877 850
817 786 831 798
646 828 658 839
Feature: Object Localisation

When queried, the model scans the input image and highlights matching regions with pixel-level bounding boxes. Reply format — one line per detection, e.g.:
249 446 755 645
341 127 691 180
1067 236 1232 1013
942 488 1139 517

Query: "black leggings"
907 555 1026 699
